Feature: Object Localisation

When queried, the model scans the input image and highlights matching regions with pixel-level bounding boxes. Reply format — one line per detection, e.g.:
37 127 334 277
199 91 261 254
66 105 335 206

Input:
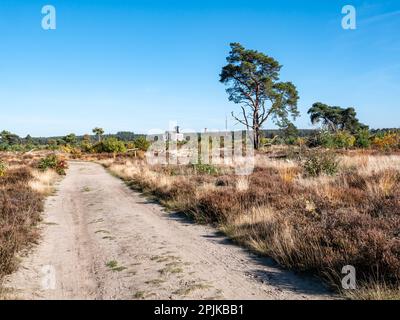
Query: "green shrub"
38 155 68 175
307 131 355 149
355 129 371 148
193 163 219 175
93 138 127 153
320 131 336 148
0 143 28 152
332 131 355 149
285 136 297 145
134 137 150 151
308 131 335 148
302 151 339 177
38 155 58 171
259 137 269 146
0 161 7 177
80 141 93 153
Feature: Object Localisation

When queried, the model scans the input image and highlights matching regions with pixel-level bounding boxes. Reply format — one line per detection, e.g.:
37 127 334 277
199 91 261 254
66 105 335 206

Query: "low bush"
93 138 127 153
61 145 82 159
307 131 356 149
80 141 93 153
192 163 219 175
38 154 68 175
38 154 57 170
355 129 371 148
134 137 150 151
317 131 335 148
372 132 400 151
332 131 355 149
302 151 339 177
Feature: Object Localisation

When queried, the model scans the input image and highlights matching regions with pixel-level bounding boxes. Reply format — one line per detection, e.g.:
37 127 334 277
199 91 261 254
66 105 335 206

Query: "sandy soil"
4 161 333 300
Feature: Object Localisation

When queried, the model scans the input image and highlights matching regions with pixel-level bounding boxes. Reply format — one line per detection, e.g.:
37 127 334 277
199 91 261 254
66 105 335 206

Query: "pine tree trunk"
254 127 260 150
253 108 260 150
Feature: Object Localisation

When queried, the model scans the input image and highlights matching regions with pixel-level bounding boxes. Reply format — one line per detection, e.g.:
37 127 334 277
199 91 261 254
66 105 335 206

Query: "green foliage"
193 163 219 175
0 143 38 152
38 155 57 171
281 123 299 145
307 131 334 148
64 133 77 145
284 136 297 145
308 102 367 133
47 142 60 151
94 137 127 153
115 131 136 141
92 127 105 142
134 136 150 151
0 130 24 150
302 151 339 177
0 161 7 177
355 129 371 148
307 131 355 149
260 137 269 146
38 154 68 175
0 130 21 146
80 140 93 153
332 131 355 149
24 134 34 145
56 138 67 146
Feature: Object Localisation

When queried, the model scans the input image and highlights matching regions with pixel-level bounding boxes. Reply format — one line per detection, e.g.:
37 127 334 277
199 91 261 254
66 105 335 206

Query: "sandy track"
4 161 332 300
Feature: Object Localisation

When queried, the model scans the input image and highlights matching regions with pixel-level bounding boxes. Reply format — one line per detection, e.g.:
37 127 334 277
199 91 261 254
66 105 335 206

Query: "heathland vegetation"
1 43 399 299
103 150 400 299
0 152 64 289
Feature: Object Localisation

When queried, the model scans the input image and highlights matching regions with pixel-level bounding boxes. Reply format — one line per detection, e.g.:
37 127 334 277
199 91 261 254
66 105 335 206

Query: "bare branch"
231 110 250 129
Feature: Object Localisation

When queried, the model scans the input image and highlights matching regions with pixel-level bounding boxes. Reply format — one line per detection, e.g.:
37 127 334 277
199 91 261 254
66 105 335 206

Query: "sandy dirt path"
4 161 332 300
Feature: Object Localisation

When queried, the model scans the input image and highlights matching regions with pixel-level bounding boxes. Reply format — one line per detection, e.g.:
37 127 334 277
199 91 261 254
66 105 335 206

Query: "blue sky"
0 0 399 137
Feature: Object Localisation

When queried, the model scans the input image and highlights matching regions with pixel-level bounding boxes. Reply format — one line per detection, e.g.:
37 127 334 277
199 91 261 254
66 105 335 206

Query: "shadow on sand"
135 193 333 298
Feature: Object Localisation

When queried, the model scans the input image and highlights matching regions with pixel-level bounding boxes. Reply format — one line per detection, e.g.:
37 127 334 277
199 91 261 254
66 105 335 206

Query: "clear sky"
0 0 399 137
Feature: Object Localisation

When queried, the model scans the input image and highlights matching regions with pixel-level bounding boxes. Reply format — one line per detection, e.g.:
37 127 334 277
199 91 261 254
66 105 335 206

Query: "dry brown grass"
340 154 400 174
105 150 400 299
29 169 59 196
0 152 60 288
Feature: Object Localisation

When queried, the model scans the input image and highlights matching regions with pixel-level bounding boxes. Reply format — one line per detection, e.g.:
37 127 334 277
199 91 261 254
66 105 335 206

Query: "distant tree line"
0 129 150 153
5 131 141 146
